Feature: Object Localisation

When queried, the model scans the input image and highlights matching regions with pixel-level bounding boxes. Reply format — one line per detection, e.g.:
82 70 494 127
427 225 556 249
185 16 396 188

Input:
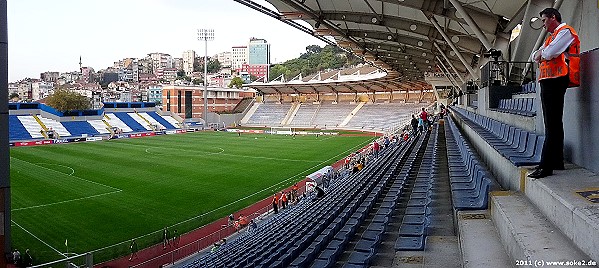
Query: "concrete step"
523 165 599 262
457 210 513 268
491 192 590 265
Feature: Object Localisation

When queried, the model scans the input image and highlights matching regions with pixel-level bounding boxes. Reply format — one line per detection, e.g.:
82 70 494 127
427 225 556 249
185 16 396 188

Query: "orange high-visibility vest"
538 24 580 87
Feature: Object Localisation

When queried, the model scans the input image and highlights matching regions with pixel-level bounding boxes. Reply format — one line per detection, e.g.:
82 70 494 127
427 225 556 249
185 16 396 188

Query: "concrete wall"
559 0 599 173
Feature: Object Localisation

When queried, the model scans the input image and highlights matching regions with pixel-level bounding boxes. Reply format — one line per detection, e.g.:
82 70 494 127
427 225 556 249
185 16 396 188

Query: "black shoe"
528 168 553 179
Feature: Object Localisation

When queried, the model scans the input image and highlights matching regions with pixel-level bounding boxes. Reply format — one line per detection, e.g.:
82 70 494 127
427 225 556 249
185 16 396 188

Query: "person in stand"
291 183 299 203
372 141 380 158
411 114 419 134
129 239 138 261
281 192 288 209
248 219 258 233
272 193 279 214
528 7 580 178
420 108 429 131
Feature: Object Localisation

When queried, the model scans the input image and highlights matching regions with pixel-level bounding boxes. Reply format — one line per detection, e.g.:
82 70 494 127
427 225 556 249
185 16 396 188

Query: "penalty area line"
12 190 123 212
12 220 66 257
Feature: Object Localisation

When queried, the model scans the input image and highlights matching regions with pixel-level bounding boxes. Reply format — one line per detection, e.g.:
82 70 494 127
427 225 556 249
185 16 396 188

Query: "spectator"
420 108 429 131
291 183 299 202
272 194 279 214
248 219 258 233
22 249 32 267
411 114 419 133
372 141 380 158
281 192 288 209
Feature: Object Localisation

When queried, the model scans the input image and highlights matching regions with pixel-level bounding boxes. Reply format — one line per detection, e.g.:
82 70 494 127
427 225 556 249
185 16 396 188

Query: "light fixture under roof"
371 17 378 23
417 41 423 46
451 36 460 43
410 24 417 31
388 35 393 40
404 55 408 59
422 52 427 57
425 60 430 63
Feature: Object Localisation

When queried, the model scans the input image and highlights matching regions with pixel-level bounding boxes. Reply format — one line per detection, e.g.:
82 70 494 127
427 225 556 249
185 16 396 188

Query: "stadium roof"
236 0 528 94
248 65 432 94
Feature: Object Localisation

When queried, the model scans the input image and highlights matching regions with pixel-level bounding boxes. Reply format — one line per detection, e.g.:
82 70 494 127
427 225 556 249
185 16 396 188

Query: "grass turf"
10 131 374 264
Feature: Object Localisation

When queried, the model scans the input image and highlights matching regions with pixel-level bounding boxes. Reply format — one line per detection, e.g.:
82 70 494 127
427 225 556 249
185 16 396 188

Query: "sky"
7 0 326 82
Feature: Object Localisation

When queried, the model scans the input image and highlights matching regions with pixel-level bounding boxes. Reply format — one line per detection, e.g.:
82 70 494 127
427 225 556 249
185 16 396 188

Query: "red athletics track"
96 180 308 268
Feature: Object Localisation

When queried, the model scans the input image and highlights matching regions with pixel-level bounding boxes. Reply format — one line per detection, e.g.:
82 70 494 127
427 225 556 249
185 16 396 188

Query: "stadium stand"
345 103 420 131
288 103 319 127
245 103 292 126
445 116 499 209
88 120 112 134
38 116 71 137
62 121 101 137
16 115 45 139
146 112 177 129
161 115 182 129
180 126 450 268
136 112 165 130
312 103 356 128
8 115 33 141
126 112 153 131
104 113 134 133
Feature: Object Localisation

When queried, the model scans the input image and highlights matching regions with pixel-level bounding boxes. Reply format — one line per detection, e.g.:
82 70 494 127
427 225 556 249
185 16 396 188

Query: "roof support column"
433 42 465 84
436 56 462 95
428 15 477 78
447 0 493 50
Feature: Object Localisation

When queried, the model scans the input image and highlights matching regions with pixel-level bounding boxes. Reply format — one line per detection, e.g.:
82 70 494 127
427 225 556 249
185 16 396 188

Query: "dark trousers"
539 75 569 170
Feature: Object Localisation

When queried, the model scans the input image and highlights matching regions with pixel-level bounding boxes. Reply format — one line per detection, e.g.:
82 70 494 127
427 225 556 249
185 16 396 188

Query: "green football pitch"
9 131 375 264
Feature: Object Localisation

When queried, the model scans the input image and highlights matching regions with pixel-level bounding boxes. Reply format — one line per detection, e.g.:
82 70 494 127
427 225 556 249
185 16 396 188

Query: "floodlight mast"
197 29 214 126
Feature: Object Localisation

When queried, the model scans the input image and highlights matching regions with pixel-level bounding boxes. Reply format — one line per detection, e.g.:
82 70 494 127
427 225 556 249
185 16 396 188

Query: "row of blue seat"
8 115 33 141
516 82 537 94
445 116 499 210
394 126 438 251
490 98 536 117
450 107 544 167
190 138 414 268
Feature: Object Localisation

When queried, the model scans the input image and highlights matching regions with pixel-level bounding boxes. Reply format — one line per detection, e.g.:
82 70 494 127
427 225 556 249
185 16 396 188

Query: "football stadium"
2 0 599 268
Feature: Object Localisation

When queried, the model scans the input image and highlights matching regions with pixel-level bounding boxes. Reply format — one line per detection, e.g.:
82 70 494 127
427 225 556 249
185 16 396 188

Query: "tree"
45 88 91 111
192 78 202 85
9 92 19 100
228 77 244 89
176 70 186 77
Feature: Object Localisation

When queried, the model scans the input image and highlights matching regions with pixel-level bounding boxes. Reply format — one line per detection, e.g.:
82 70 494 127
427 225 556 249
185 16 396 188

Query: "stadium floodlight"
197 29 214 125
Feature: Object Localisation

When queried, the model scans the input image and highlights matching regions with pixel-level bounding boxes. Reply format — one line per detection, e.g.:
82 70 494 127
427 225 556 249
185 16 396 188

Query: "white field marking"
123 141 321 163
217 153 322 163
36 163 75 176
92 138 373 254
12 220 67 257
11 157 122 192
144 146 225 156
12 190 123 212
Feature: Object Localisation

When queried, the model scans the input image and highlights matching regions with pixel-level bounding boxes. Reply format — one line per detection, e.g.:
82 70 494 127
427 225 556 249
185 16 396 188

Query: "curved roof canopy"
236 0 528 94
